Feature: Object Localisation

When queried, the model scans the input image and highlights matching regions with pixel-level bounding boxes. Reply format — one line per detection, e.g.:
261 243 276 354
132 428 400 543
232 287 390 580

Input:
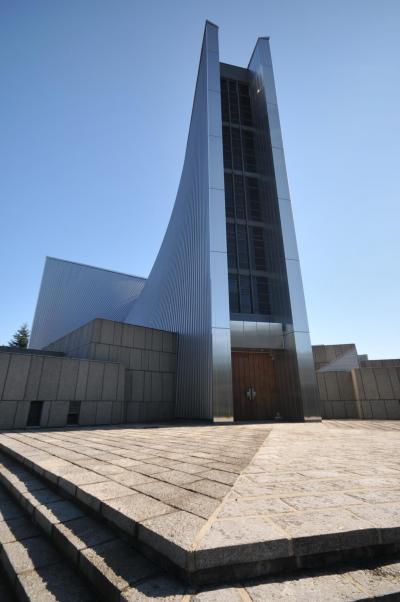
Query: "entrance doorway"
232 351 277 420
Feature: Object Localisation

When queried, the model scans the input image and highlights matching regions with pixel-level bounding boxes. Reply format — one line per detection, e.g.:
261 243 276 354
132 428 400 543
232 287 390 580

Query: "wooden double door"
232 351 278 421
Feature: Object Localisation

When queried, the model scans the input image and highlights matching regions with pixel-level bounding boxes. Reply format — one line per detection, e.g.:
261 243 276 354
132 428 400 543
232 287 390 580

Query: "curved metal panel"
30 257 145 349
125 22 233 420
248 38 321 419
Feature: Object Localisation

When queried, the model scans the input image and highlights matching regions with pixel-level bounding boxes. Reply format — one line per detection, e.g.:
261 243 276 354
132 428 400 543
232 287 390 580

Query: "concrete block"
344 401 359 419
360 368 379 399
121 324 134 348
323 373 340 401
388 368 400 398
142 402 162 421
369 400 387 419
384 399 400 420
152 330 163 352
24 356 44 401
149 351 160 372
337 372 355 401
159 353 170 373
140 350 149 371
144 373 152 402
86 362 104 401
48 401 69 427
162 331 174 353
0 353 11 398
95 401 112 424
322 401 333 419
100 320 114 345
102 363 118 400
3 354 31 401
374 368 394 399
330 401 346 418
168 354 177 373
79 401 97 425
37 357 62 401
158 403 174 421
13 401 30 427
360 400 373 419
134 326 145 349
75 360 89 400
113 322 122 346
145 328 153 350
92 319 102 343
162 373 175 403
151 373 162 402
118 347 130 367
117 366 125 402
316 373 327 401
126 402 141 422
351 369 366 401
130 349 141 370
85 343 95 359
108 346 119 363
130 371 144 402
111 401 123 424
94 344 109 362
0 401 17 428
57 359 79 400
40 401 51 427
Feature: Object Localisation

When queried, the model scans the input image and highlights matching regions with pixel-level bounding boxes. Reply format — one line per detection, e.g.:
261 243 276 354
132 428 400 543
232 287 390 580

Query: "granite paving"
1 421 400 587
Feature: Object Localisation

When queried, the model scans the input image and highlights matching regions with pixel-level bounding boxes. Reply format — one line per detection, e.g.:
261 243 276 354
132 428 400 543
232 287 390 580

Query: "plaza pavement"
0 420 399 599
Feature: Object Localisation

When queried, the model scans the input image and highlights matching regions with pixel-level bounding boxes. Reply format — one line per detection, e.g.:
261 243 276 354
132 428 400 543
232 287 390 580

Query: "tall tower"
126 22 321 421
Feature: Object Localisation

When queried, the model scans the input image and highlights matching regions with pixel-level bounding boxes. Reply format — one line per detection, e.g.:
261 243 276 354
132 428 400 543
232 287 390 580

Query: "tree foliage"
8 323 30 348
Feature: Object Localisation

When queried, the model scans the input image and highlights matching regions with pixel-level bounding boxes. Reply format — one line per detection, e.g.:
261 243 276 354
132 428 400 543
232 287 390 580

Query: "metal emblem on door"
246 386 256 401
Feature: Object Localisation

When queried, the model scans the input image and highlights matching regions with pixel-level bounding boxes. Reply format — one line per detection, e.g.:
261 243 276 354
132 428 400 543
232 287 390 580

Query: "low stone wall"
317 366 400 419
0 319 178 429
0 352 125 429
45 318 178 423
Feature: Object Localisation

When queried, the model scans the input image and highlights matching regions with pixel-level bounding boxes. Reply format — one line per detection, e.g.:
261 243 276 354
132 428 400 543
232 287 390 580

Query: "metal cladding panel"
248 38 320 419
125 22 233 420
30 257 145 349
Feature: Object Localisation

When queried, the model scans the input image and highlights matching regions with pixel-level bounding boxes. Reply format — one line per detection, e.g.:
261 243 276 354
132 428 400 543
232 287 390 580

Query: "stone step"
0 482 96 601
0 453 186 601
2 450 400 600
1 427 400 587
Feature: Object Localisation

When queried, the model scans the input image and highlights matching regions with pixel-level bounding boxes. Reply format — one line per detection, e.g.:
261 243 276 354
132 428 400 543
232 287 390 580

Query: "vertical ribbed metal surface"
30 257 146 349
125 22 233 420
248 39 321 419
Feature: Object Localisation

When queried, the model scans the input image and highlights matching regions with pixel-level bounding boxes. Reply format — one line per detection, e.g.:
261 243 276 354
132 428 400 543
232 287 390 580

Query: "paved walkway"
1 420 400 597
197 420 400 568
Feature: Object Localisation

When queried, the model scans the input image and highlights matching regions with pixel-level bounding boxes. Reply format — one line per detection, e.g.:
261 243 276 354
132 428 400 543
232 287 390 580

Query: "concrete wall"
46 318 178 423
360 359 400 368
0 352 124 429
0 319 178 429
317 367 400 420
313 344 359 372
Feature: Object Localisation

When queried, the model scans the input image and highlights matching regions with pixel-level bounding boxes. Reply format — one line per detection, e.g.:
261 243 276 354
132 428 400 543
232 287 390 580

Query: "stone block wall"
45 318 178 423
0 352 124 429
0 319 178 429
318 366 400 419
360 359 400 368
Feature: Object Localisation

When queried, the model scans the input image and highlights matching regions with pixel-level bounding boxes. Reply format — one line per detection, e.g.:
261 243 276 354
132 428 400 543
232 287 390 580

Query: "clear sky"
0 0 399 358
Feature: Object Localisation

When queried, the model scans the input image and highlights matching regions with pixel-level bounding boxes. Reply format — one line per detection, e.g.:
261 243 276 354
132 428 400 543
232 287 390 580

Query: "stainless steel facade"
247 38 320 419
125 22 233 420
30 257 145 349
30 24 320 421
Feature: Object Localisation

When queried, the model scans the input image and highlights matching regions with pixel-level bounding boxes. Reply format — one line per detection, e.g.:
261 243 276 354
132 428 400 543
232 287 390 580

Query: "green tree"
8 323 30 348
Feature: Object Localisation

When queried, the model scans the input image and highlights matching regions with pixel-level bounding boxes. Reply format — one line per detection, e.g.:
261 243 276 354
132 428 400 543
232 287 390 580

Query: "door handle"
246 387 256 401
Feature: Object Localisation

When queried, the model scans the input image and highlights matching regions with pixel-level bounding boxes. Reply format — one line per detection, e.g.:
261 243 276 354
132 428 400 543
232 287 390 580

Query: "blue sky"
0 0 399 358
